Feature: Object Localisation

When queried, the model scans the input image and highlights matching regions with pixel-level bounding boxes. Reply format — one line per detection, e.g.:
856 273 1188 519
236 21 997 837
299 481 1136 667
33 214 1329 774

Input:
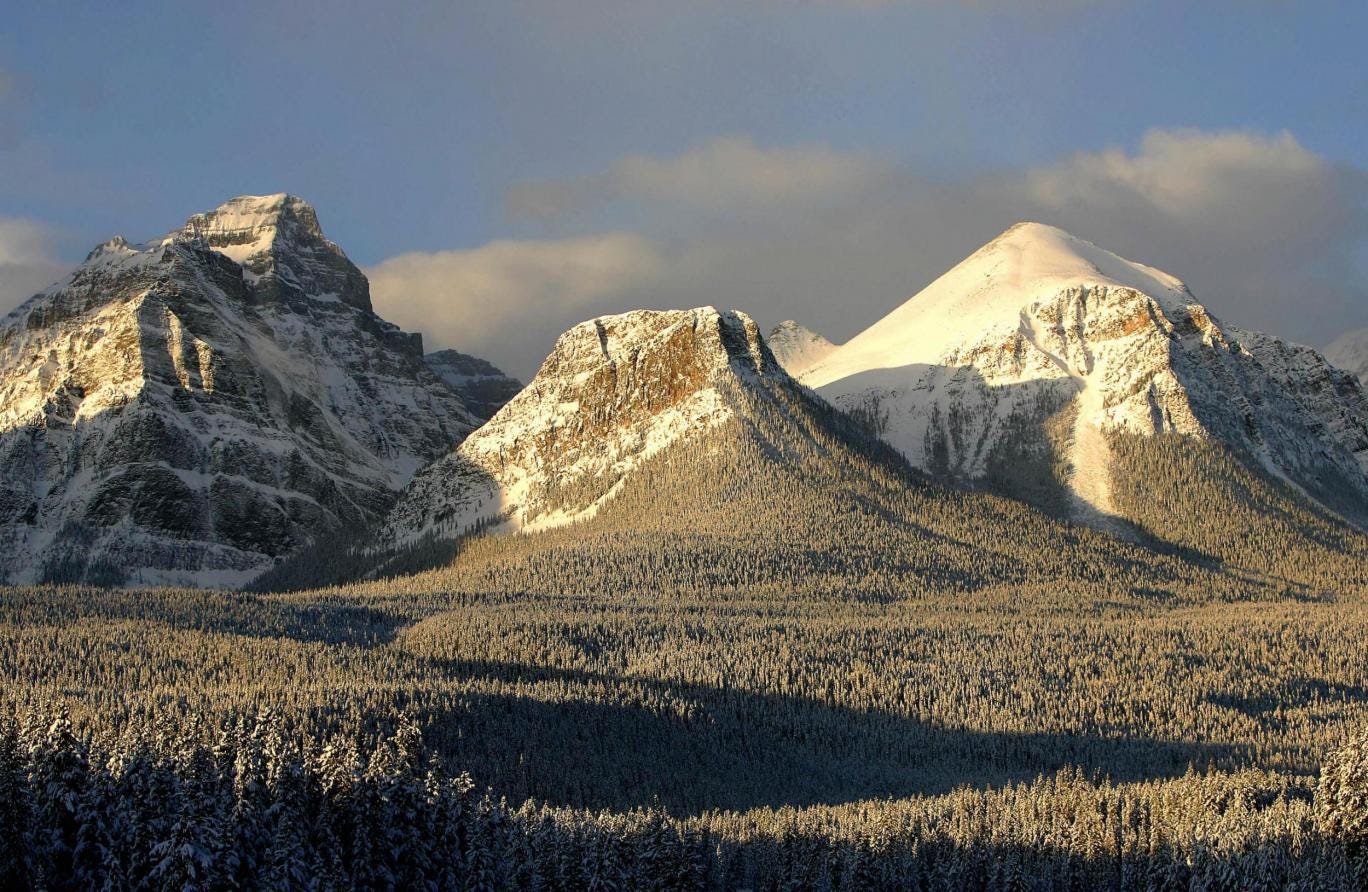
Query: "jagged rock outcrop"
381 307 790 544
767 320 837 378
802 222 1368 528
423 350 523 423
0 194 482 587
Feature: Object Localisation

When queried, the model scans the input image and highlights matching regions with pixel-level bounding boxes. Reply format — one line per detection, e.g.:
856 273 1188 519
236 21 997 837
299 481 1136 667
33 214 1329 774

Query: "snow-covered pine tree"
1317 724 1368 885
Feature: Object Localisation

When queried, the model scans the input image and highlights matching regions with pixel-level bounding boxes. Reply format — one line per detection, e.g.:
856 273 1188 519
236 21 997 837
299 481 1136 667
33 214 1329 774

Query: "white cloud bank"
371 128 1368 377
365 233 661 377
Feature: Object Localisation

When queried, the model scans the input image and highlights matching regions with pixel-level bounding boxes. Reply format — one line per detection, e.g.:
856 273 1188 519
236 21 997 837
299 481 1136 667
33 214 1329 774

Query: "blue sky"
3 1 1367 375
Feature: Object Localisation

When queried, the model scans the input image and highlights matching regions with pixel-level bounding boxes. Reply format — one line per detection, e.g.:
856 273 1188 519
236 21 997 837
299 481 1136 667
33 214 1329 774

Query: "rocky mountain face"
767 320 837 378
423 349 523 423
0 194 481 587
801 222 1368 528
1327 329 1368 387
381 307 797 545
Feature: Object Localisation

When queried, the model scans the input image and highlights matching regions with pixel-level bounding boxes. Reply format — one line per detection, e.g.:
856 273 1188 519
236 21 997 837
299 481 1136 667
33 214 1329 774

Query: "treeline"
3 704 1364 891
252 379 1368 603
5 378 1368 887
1110 431 1368 589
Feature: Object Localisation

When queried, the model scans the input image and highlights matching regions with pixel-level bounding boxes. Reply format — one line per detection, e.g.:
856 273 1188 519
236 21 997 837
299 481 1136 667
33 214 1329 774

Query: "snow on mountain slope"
767 320 838 377
801 222 1368 527
174 193 372 310
423 349 523 423
0 194 482 587
1327 329 1368 386
381 307 793 545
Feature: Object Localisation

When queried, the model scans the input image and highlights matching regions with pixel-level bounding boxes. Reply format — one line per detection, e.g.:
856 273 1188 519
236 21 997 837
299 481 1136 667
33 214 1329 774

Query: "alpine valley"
5 199 1368 890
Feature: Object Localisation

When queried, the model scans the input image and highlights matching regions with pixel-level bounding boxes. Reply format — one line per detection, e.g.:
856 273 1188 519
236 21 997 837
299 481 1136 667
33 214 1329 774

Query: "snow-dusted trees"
0 703 1361 890
0 381 1365 887
1318 725 1368 885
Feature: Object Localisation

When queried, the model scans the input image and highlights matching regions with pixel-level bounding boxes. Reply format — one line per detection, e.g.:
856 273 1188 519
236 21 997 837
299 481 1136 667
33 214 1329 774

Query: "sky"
3 0 1367 378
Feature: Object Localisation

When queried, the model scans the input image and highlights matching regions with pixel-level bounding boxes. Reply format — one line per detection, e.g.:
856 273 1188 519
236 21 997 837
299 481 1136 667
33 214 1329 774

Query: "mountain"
382 306 791 544
1327 329 1368 386
0 194 482 587
800 222 1368 532
423 349 523 422
767 320 837 377
363 298 1368 607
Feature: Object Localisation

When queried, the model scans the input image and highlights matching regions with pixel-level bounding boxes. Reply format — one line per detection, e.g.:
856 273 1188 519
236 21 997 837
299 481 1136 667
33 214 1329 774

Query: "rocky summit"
381 307 794 545
802 222 1368 529
0 194 483 587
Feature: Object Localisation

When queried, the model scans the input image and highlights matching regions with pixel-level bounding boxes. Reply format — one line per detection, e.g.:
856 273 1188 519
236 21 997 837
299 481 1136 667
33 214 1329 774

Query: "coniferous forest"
11 3 1368 888
4 402 1368 889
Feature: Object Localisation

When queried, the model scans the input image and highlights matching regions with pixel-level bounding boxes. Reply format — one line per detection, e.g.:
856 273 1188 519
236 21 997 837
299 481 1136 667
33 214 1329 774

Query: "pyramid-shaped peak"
82 235 135 264
801 225 1198 393
997 220 1081 241
161 194 371 312
963 221 1189 298
770 319 820 338
768 320 837 377
176 193 324 247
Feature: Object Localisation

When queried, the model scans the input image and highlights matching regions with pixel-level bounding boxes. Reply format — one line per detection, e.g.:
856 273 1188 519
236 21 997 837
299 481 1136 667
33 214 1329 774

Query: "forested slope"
6 318 1368 888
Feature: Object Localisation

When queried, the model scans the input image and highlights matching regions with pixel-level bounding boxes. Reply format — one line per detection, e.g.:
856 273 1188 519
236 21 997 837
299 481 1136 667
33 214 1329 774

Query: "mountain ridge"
0 195 489 587
801 222 1368 530
423 349 523 422
380 306 790 546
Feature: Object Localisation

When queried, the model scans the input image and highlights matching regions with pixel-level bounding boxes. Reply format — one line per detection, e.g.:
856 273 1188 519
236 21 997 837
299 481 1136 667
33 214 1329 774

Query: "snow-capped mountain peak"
767 320 837 377
0 195 487 587
382 306 791 544
166 193 372 311
803 222 1192 390
171 193 316 254
803 222 1368 529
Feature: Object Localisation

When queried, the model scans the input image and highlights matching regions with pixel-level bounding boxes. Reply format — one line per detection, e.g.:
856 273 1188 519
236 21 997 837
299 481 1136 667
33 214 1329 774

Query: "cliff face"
0 195 480 587
423 350 523 423
381 307 790 545
803 223 1368 528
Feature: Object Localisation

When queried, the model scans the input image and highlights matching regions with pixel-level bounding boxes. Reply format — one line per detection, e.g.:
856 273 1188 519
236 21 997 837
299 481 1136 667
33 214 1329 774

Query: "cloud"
0 218 69 316
508 136 886 218
1018 129 1368 342
591 128 1368 353
365 233 661 377
376 128 1368 379
1027 129 1326 218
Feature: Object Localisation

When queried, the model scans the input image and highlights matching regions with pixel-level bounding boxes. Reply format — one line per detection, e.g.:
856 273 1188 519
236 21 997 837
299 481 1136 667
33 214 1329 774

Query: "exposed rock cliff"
0 194 481 586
